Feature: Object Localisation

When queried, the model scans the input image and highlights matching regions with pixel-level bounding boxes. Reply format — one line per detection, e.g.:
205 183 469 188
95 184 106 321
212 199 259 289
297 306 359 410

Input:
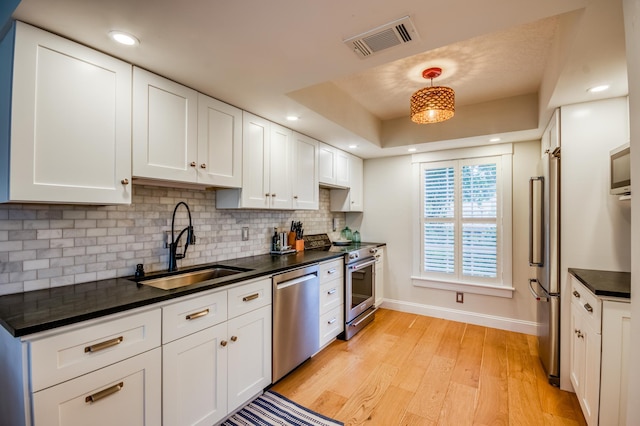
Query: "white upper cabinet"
133 67 198 183
132 68 242 188
1 21 132 204
217 112 293 209
292 132 319 210
197 94 242 188
330 153 364 212
336 149 351 188
318 142 338 186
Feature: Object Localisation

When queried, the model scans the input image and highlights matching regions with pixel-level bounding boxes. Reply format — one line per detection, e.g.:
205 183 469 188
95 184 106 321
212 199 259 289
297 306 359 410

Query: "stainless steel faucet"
168 201 196 272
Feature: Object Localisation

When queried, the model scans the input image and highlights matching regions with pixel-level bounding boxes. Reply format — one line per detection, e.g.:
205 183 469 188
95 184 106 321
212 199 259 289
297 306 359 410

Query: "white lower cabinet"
162 277 272 426
319 258 344 347
569 276 630 426
32 348 161 426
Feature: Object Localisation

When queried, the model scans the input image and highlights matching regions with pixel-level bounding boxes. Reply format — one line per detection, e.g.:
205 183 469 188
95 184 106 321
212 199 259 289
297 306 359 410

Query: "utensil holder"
295 240 304 252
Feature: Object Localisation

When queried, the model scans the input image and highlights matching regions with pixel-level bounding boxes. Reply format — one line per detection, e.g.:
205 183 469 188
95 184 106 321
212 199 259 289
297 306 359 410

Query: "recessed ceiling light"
587 84 610 93
348 144 358 149
286 116 299 121
408 148 417 152
489 137 501 142
108 31 139 46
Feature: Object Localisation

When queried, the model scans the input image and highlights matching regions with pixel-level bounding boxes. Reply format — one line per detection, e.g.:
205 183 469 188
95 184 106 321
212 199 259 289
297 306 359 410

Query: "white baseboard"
380 298 538 335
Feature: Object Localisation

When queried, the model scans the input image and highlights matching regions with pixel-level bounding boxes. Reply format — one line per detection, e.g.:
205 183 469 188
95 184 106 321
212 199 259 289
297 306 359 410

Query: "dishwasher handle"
275 273 317 290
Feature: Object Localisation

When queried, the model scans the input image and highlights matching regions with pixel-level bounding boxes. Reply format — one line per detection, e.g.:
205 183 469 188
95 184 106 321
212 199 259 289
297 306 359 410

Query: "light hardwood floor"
271 308 586 426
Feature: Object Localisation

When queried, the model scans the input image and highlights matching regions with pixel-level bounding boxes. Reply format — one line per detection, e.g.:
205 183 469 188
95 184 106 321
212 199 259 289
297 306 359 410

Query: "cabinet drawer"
228 278 271 319
570 277 601 333
162 290 227 343
320 279 343 315
320 305 343 347
320 259 343 283
32 347 161 426
29 309 161 392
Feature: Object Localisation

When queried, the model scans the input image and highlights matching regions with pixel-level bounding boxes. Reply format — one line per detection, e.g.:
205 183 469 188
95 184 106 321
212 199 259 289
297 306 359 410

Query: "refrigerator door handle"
529 176 544 267
529 278 549 302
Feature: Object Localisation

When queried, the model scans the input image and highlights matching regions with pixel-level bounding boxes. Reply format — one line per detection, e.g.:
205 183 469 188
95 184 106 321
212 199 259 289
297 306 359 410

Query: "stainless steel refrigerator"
529 146 561 387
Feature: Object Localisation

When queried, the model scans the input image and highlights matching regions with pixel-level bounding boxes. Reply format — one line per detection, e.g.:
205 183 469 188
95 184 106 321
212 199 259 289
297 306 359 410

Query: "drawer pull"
327 268 337 275
231 335 238 342
327 288 337 295
572 290 581 298
220 340 228 347
186 309 210 321
242 293 259 302
85 382 123 403
84 336 123 353
327 318 337 325
584 303 593 313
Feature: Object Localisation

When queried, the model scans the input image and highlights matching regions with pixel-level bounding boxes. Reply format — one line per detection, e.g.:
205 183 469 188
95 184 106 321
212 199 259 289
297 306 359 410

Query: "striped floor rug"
222 391 344 426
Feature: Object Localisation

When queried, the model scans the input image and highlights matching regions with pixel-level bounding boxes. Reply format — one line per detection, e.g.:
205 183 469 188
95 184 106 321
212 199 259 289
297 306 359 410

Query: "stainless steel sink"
136 266 249 290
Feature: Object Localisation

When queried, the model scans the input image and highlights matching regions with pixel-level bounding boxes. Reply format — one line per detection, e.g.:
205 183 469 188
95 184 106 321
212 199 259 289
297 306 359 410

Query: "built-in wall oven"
341 245 378 340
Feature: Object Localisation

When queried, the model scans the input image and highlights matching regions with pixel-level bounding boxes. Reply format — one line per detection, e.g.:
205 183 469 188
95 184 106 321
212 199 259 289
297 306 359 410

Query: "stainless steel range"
305 234 378 340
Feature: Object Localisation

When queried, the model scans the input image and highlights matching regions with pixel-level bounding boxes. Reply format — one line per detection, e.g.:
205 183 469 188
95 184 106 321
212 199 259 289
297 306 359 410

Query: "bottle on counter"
272 227 278 251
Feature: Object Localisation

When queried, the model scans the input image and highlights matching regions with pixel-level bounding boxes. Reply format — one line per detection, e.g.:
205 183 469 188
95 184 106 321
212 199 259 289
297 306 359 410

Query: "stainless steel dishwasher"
272 264 319 383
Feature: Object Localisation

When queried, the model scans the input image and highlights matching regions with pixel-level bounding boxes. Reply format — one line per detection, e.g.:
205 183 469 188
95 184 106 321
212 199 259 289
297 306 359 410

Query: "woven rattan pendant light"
410 67 455 124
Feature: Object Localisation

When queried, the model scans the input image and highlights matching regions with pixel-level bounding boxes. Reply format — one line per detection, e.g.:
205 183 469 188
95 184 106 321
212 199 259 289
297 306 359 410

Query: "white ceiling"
11 0 628 158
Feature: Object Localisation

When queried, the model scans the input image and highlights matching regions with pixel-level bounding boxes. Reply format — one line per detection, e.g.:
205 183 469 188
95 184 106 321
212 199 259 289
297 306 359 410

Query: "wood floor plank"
273 309 586 426
334 362 399 425
438 382 477 425
451 324 485 388
406 355 456 422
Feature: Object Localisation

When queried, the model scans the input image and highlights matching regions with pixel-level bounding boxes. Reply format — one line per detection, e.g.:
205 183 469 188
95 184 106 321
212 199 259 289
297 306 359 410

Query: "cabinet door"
9 22 132 204
269 123 293 209
227 305 272 412
349 154 364 211
240 112 270 208
132 67 198 183
318 143 337 185
197 94 242 188
601 301 631 426
569 304 585 397
292 132 319 210
32 348 161 426
336 149 351 187
581 316 601 426
374 248 384 306
163 323 228 426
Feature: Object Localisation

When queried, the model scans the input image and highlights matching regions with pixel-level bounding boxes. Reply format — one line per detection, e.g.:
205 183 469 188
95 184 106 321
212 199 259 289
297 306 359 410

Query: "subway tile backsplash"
0 185 344 295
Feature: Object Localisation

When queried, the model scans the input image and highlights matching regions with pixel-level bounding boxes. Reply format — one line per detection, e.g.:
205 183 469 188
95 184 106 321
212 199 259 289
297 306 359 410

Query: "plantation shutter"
423 165 455 275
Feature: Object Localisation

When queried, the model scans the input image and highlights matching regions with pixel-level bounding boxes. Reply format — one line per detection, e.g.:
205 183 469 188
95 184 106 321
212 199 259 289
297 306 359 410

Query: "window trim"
411 144 514 298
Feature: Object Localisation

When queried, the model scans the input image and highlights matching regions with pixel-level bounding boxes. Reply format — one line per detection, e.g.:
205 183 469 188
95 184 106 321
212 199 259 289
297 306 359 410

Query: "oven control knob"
349 253 358 260
369 248 378 255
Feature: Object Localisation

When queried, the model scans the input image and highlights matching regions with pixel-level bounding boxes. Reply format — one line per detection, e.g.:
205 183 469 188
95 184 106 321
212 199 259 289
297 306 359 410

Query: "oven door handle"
348 258 376 271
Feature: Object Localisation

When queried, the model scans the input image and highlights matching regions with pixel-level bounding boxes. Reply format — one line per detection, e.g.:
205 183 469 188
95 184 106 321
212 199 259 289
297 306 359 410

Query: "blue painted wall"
1 0 20 37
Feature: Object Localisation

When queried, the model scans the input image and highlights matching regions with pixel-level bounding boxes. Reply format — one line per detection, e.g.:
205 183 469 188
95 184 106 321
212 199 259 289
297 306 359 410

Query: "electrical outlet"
456 292 464 303
242 227 249 241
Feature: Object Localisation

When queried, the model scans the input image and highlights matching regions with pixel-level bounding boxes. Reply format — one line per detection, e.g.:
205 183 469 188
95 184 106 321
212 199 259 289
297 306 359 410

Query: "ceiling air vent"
343 16 418 59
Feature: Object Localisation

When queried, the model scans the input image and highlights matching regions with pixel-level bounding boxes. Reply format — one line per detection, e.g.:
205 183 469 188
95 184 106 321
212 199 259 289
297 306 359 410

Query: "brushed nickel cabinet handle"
120 178 129 185
220 340 228 347
230 336 238 342
242 293 259 302
328 318 337 325
190 162 197 167
85 336 123 353
85 382 123 403
327 288 337 295
584 303 593 313
327 268 337 274
572 290 581 298
185 308 209 320
271 193 276 197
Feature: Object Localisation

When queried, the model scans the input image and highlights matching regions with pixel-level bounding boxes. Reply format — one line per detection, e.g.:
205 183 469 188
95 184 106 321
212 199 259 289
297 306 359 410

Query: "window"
412 145 513 297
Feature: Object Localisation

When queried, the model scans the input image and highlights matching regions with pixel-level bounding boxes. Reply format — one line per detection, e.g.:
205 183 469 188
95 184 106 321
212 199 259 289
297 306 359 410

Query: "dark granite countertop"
0 250 344 338
568 268 631 299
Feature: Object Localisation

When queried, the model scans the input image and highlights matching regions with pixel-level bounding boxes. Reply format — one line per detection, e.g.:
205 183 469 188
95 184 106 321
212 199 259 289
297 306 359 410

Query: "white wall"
622 0 640 418
351 141 541 333
559 97 631 390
